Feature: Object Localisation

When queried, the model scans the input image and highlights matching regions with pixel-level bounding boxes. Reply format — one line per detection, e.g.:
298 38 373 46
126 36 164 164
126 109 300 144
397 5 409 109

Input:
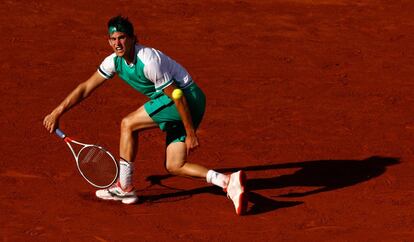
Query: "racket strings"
83 148 105 164
78 146 117 187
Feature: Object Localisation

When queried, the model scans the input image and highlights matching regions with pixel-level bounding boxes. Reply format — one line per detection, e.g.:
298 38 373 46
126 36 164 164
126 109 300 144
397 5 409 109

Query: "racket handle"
55 128 66 139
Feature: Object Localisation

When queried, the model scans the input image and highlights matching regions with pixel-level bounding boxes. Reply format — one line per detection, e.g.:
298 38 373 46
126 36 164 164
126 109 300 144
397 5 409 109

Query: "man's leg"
165 141 209 178
118 105 158 189
165 141 247 215
96 106 157 204
120 105 158 162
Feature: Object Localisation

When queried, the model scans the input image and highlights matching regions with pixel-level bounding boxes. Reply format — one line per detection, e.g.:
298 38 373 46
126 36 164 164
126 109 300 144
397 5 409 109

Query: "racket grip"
55 128 66 139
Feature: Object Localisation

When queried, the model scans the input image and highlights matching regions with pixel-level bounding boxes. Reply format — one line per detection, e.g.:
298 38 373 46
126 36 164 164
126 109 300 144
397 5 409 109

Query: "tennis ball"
172 89 183 100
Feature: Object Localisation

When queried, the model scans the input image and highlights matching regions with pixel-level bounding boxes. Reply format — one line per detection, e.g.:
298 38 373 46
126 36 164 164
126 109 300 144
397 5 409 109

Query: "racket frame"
55 128 119 188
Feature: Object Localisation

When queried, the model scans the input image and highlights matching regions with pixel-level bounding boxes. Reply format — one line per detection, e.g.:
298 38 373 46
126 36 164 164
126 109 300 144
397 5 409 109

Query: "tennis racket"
55 128 118 188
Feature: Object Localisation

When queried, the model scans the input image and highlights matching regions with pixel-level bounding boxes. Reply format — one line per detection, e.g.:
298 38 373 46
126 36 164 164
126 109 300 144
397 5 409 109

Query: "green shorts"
144 83 206 145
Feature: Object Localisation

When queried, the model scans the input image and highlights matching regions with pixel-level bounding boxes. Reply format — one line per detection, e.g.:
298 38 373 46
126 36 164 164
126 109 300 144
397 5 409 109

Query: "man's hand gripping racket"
55 128 118 188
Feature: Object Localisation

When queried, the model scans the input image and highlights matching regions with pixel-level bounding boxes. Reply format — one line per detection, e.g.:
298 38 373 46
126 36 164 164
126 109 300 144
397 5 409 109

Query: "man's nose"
114 38 120 46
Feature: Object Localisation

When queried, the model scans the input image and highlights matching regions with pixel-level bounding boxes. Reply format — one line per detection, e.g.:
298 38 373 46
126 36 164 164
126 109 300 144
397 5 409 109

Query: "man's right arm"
43 71 107 133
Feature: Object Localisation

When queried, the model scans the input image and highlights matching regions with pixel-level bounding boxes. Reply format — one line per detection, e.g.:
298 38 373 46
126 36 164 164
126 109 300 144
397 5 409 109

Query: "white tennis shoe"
226 170 247 215
95 182 139 204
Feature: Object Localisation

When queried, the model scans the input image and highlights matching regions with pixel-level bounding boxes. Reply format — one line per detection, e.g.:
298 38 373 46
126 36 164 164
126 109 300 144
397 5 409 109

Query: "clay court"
1 0 414 241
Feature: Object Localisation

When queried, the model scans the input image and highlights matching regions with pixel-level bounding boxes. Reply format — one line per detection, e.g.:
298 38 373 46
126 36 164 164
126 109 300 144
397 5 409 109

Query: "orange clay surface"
1 0 414 241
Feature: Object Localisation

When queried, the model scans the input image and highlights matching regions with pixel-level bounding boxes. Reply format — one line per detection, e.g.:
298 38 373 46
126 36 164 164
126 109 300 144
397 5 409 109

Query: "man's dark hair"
107 15 134 37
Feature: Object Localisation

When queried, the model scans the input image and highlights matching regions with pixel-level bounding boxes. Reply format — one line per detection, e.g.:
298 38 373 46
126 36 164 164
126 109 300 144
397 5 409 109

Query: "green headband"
108 25 127 35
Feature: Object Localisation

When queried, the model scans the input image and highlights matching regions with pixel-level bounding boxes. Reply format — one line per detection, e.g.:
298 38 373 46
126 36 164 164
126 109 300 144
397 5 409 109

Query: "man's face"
108 31 134 57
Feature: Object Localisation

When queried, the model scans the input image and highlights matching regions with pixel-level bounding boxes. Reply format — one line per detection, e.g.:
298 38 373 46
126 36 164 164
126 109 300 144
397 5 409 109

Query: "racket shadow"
138 156 399 215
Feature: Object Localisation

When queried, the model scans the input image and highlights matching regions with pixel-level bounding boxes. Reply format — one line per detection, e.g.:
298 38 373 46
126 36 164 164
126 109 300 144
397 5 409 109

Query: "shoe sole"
236 171 248 216
95 190 138 204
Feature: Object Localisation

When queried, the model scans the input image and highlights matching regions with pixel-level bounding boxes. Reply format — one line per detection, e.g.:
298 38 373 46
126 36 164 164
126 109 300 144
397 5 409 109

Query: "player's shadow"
139 156 399 215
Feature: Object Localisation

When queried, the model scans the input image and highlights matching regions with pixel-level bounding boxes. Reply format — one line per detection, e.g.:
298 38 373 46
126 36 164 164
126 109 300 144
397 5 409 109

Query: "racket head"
76 145 118 188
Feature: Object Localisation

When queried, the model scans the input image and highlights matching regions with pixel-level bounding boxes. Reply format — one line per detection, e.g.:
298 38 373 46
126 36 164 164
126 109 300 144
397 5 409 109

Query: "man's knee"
165 160 184 175
121 115 148 132
121 116 134 132
165 142 187 175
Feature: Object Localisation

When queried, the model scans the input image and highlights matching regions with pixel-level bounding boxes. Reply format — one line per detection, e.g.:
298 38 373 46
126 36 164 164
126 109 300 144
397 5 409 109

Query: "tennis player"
43 15 247 215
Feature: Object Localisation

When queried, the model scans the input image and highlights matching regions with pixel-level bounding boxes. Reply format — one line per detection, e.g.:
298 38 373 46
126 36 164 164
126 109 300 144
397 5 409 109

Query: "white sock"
119 159 134 190
206 170 229 189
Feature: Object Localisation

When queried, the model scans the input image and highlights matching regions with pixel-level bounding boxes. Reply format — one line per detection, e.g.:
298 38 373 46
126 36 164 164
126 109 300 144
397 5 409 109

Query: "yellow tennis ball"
172 89 183 100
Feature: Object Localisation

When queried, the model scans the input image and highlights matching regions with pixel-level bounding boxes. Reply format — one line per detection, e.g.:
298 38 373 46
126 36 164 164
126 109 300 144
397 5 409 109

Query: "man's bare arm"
43 71 107 132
